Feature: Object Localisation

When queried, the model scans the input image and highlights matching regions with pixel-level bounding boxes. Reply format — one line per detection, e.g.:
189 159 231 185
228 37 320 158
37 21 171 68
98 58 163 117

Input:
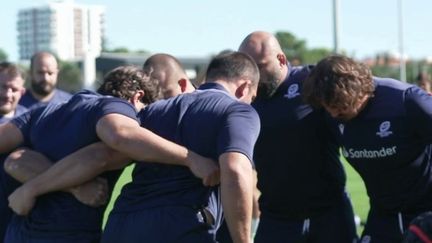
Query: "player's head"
416 72 432 94
97 65 161 110
403 212 432 243
30 51 59 97
205 51 259 104
0 62 26 116
303 55 374 121
143 53 194 98
239 31 288 99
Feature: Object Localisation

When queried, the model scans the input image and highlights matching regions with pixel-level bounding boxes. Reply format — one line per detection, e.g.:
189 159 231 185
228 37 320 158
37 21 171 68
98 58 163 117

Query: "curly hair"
302 55 374 109
97 65 161 105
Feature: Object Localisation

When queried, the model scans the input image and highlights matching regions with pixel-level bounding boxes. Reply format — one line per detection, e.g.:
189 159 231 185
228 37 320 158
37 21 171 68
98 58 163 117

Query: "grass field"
343 158 369 234
103 159 370 234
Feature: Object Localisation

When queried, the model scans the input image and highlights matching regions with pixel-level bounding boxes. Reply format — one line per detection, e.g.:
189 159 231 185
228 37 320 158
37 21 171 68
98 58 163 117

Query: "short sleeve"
405 86 432 142
217 102 261 164
10 106 46 144
93 97 138 123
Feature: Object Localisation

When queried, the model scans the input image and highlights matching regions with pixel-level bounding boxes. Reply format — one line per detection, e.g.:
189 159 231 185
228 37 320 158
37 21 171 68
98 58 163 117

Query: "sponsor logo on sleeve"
284 84 300 99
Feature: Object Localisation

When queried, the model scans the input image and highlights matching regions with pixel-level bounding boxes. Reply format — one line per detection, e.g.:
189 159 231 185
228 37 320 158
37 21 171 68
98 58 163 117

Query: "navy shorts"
4 216 100 243
102 205 216 243
254 192 358 243
0 198 12 242
1 169 20 242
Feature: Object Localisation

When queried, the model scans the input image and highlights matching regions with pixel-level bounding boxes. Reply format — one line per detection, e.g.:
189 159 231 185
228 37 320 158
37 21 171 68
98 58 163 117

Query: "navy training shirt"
332 78 432 213
0 104 28 241
19 88 72 109
252 66 346 219
0 104 28 194
111 82 260 222
10 90 138 236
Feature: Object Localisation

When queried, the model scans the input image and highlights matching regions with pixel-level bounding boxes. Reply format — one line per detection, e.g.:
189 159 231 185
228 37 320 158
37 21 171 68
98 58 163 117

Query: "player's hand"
8 184 36 215
187 151 220 186
70 177 109 207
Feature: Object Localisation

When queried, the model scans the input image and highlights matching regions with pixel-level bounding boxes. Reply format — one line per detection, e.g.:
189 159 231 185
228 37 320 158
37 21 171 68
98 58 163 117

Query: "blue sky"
1 0 431 61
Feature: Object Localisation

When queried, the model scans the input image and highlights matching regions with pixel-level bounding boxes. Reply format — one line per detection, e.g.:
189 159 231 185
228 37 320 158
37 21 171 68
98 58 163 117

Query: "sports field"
103 159 370 234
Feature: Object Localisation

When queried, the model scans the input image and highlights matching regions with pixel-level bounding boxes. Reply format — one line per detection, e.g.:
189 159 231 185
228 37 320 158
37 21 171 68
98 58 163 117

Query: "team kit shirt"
332 78 432 214
6 90 137 241
19 88 71 109
252 66 347 219
105 82 260 242
0 105 28 241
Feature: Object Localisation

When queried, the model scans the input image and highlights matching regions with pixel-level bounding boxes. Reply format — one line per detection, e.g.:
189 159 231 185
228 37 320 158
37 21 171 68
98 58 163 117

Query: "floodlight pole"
398 0 406 82
333 0 340 54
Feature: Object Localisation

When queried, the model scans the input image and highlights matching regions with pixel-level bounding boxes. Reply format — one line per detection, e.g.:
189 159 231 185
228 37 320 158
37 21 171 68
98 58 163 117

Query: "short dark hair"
416 72 431 85
303 55 374 109
0 62 26 80
205 52 259 86
97 65 161 105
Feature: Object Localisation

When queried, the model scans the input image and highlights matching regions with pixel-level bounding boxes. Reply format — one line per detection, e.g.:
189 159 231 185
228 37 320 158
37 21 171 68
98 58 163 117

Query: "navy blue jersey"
0 105 27 124
111 82 260 220
19 88 71 109
0 104 28 241
332 78 432 213
9 90 137 235
252 66 346 219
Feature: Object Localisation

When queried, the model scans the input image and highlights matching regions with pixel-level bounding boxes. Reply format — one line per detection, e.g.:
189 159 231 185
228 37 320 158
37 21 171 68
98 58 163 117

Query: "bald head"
143 53 194 98
239 31 288 99
239 31 283 58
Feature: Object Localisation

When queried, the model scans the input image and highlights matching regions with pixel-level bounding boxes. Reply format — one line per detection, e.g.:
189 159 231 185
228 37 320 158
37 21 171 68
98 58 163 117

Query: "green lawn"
102 164 134 227
343 158 369 234
103 159 370 235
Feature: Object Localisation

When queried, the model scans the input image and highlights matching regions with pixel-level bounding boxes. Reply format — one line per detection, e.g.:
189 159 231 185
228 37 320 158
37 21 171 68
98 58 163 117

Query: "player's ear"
277 53 287 67
178 78 188 93
129 90 145 107
235 80 252 99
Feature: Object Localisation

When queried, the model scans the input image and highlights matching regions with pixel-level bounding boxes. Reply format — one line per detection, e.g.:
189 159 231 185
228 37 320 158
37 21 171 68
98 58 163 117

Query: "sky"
1 0 431 62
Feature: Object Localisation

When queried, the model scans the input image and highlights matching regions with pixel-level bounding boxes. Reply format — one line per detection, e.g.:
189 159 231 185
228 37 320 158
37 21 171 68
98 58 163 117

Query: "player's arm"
0 123 24 154
251 170 261 238
219 152 254 243
7 142 130 215
96 113 220 185
217 103 261 243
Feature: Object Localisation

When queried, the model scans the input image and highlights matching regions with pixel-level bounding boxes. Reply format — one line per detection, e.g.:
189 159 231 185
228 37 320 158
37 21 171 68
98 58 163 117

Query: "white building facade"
17 0 105 61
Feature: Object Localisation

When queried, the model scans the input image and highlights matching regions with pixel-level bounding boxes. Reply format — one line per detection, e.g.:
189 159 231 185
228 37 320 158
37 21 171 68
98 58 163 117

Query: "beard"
257 77 280 99
31 80 55 96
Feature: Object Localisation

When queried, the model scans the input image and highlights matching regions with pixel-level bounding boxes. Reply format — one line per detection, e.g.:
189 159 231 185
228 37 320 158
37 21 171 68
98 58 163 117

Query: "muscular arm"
219 152 254 243
7 144 125 214
96 113 219 185
6 143 129 195
0 123 23 154
8 113 219 215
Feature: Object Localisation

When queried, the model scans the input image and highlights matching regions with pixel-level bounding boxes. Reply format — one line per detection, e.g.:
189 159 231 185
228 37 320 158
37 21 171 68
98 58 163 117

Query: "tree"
303 48 332 64
275 31 331 65
57 60 82 93
0 48 8 62
108 47 130 53
275 31 306 62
